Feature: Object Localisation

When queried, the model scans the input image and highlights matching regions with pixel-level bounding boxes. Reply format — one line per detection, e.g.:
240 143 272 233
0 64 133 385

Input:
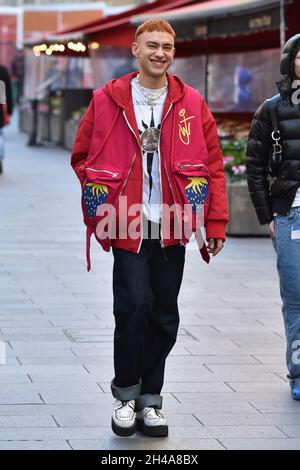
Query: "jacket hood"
277 33 300 96
103 71 187 109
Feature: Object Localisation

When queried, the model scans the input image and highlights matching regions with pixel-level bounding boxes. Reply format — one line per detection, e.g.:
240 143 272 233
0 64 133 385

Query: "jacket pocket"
275 211 297 228
172 161 210 216
82 166 123 221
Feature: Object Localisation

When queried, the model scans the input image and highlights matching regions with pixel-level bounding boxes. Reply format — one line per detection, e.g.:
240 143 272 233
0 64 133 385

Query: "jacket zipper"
122 110 143 252
120 151 137 200
158 103 173 250
177 163 207 171
85 168 119 178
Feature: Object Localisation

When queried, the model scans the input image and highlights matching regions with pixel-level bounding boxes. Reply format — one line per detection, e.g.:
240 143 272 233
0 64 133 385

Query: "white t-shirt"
131 77 167 223
292 187 300 207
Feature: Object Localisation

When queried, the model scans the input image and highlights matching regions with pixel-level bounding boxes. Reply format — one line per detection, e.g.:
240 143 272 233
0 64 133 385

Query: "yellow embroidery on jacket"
178 109 195 145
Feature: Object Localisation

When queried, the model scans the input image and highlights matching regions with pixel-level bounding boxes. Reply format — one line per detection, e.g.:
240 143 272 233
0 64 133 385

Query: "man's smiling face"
132 30 175 81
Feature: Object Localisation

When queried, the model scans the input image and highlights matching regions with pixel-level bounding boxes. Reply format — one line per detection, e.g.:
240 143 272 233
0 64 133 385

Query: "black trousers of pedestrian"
111 220 185 409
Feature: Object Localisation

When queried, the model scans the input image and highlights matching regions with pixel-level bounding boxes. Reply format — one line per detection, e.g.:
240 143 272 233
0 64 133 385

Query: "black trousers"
111 220 185 410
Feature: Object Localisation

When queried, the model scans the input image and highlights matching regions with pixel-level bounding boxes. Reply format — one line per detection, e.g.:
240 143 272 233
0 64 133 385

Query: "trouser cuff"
135 393 162 411
110 379 141 401
288 376 300 388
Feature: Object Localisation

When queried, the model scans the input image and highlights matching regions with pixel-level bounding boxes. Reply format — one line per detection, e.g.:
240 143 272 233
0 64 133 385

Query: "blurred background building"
0 1 149 67
1 0 297 148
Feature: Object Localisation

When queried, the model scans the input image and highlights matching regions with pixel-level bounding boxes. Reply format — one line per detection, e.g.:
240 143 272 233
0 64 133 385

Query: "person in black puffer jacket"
246 33 300 400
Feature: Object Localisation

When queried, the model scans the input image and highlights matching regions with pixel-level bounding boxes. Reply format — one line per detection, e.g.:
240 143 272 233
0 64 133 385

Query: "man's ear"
132 42 138 58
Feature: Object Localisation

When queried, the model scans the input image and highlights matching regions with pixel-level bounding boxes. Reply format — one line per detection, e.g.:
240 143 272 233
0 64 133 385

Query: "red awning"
131 0 299 53
27 0 200 49
132 0 280 24
83 0 198 35
82 0 203 49
27 0 298 55
53 0 197 37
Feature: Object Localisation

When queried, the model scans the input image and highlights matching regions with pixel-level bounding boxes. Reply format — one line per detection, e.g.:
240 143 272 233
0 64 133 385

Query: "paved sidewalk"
0 114 299 450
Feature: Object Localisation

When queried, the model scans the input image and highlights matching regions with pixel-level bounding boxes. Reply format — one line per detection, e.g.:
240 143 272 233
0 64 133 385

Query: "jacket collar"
276 76 292 97
103 71 187 110
103 71 187 142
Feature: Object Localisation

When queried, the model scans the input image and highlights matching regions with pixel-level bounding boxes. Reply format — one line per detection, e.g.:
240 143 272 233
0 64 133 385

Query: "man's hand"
269 220 276 238
207 238 224 257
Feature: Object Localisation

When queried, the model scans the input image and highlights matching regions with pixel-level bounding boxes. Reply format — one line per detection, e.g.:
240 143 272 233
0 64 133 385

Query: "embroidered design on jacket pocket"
83 183 108 219
184 177 208 214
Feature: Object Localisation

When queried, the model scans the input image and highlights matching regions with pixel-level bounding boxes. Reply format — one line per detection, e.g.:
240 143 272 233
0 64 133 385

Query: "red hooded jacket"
71 72 228 270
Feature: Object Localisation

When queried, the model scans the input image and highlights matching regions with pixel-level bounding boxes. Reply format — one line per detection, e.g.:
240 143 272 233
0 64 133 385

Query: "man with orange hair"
71 19 228 438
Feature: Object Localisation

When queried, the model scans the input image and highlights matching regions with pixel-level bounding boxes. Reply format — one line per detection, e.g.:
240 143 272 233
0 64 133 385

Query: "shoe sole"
111 418 136 437
136 418 168 437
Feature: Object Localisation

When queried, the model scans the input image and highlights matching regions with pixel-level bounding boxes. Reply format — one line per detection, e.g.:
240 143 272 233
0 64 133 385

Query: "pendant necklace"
136 74 168 112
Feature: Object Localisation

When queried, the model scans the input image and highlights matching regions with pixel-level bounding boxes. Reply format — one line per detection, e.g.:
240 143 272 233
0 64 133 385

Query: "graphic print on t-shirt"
138 107 161 203
131 77 167 223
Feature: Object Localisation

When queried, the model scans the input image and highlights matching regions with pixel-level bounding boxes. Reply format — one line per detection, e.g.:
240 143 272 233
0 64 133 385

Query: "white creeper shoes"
136 406 168 437
111 399 136 437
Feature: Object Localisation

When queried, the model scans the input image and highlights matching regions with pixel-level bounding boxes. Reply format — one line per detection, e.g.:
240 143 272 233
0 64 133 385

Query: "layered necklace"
135 74 168 112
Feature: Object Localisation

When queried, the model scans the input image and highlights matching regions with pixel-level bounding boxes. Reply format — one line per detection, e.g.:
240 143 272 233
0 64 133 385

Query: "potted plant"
221 139 268 236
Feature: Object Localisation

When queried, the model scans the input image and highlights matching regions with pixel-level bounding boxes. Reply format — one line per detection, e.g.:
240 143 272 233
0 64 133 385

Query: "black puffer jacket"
246 34 300 225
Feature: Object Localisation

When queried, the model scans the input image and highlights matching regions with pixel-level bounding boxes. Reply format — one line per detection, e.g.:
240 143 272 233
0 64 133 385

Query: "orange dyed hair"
135 19 176 41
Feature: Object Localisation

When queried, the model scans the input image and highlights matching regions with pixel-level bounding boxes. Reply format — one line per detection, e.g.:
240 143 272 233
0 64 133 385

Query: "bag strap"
266 96 280 137
266 95 283 177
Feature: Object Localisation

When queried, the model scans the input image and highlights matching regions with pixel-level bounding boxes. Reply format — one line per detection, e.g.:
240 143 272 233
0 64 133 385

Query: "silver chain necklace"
135 74 168 110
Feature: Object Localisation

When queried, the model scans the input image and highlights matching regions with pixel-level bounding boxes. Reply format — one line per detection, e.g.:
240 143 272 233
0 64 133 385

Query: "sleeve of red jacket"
70 98 94 186
201 98 229 241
